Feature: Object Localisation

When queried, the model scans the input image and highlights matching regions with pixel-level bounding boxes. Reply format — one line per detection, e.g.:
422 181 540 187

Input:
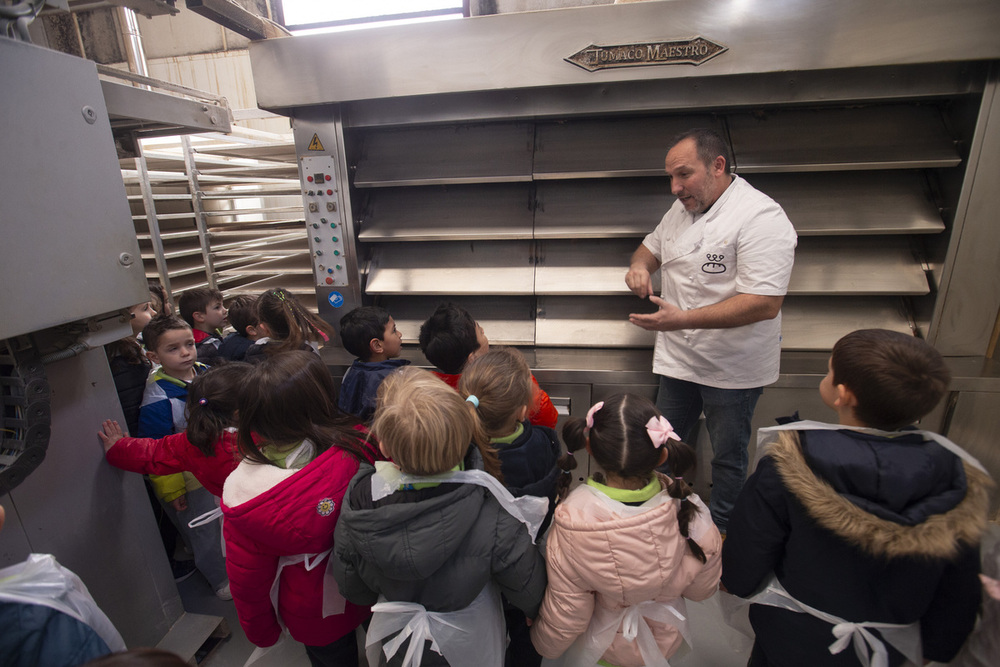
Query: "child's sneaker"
215 582 232 600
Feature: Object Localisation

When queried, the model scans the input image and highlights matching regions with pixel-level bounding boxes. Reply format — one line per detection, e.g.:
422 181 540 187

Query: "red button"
325 175 332 181
327 189 333 195
307 176 314 182
325 277 334 284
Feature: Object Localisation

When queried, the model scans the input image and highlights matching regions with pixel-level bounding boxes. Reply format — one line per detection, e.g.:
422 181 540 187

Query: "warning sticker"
307 134 325 151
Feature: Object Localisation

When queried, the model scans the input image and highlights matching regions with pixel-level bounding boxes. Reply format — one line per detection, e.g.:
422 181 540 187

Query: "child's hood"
549 481 719 602
338 464 489 581
773 429 992 560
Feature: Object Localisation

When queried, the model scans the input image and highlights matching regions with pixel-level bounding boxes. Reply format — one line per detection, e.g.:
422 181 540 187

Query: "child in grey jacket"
331 367 547 667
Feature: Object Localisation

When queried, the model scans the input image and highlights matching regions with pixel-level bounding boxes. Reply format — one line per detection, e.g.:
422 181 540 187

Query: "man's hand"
625 264 654 298
629 296 687 331
98 419 125 452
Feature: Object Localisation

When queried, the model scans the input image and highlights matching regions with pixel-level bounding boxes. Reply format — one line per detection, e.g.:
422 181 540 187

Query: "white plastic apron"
370 461 548 543
0 553 126 653
262 439 347 634
719 575 922 667
542 598 690 667
367 583 504 667
365 462 546 666
754 420 987 474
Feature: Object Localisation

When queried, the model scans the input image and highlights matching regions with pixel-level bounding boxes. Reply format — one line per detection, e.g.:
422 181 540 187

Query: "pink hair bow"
645 415 681 448
585 401 605 429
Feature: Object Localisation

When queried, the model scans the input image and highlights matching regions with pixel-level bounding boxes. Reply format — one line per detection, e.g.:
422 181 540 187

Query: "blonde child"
332 366 547 667
221 351 378 666
245 287 334 363
531 393 722 667
458 347 561 667
99 362 251 497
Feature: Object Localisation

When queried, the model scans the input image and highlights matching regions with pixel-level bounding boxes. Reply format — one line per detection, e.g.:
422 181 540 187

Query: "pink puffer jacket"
531 475 722 666
221 441 374 648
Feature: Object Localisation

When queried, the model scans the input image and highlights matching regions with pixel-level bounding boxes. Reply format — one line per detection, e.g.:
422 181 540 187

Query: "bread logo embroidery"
702 253 726 274
316 498 336 516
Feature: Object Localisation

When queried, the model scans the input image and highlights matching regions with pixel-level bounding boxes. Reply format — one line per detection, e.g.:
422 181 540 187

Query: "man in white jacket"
626 128 797 532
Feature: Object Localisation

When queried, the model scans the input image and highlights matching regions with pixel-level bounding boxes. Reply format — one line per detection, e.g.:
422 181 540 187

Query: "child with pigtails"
531 393 722 667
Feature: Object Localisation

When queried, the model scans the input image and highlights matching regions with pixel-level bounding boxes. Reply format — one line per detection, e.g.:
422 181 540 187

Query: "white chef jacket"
641 175 797 389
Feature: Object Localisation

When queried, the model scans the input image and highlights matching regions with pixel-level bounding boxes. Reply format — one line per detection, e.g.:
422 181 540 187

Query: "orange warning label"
307 134 325 151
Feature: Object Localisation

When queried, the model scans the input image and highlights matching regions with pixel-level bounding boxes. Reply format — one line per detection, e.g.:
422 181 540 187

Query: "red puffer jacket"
105 430 239 497
221 441 375 648
434 371 558 428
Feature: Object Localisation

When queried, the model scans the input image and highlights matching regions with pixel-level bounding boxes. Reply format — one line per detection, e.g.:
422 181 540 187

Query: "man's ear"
146 349 160 365
193 311 207 324
713 155 727 176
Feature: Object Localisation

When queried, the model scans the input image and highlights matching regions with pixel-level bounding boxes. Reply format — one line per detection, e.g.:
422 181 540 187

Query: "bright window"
280 1 465 34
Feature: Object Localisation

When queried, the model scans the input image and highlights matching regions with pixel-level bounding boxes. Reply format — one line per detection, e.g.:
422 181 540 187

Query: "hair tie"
466 395 479 408
646 415 681 448
271 289 286 302
585 401 604 429
198 398 208 405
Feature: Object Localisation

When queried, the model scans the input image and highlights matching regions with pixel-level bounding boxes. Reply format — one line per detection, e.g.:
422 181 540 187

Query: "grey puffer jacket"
331 450 546 621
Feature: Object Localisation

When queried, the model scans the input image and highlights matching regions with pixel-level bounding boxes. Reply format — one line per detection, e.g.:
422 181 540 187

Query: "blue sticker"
328 291 344 308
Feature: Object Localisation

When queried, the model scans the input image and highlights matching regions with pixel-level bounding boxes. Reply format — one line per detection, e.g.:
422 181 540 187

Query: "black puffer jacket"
107 352 152 436
722 428 991 667
332 448 546 665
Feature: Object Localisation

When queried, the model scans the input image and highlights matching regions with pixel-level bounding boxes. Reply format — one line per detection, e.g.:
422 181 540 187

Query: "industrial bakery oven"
248 0 1000 502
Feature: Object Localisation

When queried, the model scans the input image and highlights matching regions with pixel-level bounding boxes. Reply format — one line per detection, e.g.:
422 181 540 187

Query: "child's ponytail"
661 438 706 564
185 362 252 456
463 395 504 481
256 288 336 354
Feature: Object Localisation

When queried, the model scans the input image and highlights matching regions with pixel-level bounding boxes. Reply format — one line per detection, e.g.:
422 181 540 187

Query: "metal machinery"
248 0 1000 506
0 37 232 653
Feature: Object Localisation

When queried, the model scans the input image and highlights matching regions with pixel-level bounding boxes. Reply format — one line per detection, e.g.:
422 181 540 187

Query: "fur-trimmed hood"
770 429 992 560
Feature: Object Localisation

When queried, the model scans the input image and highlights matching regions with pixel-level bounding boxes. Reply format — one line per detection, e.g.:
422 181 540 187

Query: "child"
245 287 335 364
331 366 547 667
531 393 722 666
337 305 409 423
98 362 251 497
105 300 156 436
418 302 558 428
137 315 229 600
458 347 561 667
218 295 259 362
179 288 227 366
722 329 992 667
147 280 172 317
221 351 377 665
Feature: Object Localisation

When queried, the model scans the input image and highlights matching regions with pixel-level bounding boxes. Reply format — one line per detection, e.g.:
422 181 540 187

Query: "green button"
332 236 338 242
330 222 337 228
336 264 342 270
334 250 340 256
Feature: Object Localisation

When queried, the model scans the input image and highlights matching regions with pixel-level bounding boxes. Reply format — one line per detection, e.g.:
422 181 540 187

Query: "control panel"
300 155 348 287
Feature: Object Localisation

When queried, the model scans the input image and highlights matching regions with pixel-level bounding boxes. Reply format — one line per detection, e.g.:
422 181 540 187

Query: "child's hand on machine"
170 495 188 512
98 419 126 451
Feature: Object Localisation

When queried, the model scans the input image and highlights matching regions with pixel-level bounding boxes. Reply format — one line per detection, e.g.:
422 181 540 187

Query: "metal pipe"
116 7 149 79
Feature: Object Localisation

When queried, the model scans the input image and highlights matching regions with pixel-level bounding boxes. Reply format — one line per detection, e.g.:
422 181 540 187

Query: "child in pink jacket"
531 393 722 667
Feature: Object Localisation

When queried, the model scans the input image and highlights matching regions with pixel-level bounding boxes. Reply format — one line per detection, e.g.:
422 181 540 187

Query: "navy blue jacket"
337 358 411 423
218 332 253 361
0 602 111 667
722 427 990 667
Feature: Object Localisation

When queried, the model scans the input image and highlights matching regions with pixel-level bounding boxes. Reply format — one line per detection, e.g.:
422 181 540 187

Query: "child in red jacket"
221 351 379 667
99 362 251 496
